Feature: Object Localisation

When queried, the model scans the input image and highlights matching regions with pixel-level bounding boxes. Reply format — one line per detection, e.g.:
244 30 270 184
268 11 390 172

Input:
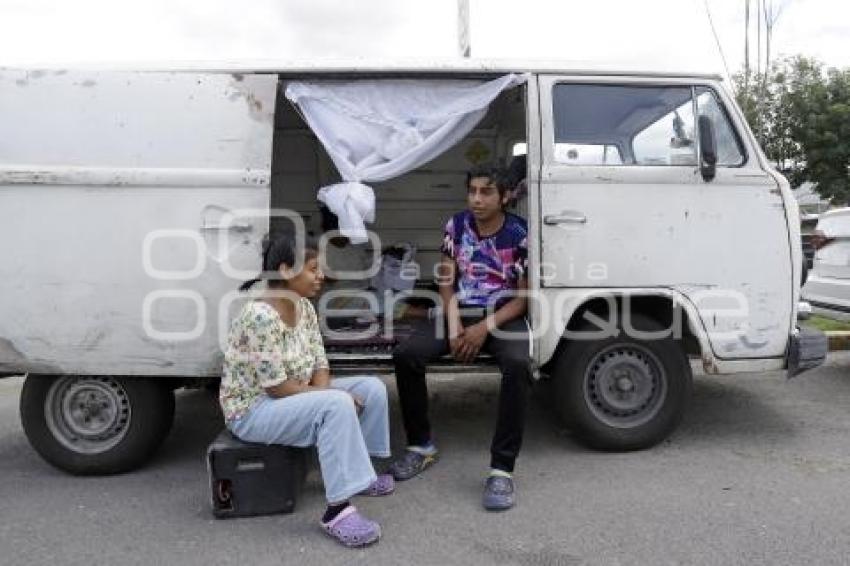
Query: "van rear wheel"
553 314 692 451
20 375 175 475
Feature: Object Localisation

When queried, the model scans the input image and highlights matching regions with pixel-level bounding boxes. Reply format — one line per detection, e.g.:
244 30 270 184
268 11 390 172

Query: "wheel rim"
44 376 132 454
583 344 668 429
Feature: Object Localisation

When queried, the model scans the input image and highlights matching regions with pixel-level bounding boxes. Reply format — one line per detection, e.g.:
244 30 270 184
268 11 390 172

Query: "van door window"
695 87 746 166
552 84 696 166
632 95 697 166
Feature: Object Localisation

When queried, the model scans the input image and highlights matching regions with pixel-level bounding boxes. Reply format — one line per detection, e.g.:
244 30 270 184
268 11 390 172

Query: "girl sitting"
219 234 393 547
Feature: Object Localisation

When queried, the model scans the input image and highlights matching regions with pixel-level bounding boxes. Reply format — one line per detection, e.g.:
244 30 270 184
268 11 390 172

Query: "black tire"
553 313 692 451
20 375 175 475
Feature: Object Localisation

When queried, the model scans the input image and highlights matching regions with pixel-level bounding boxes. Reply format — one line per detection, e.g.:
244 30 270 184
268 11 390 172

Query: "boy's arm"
485 228 530 328
438 253 471 361
456 277 528 363
485 276 528 329
437 254 463 339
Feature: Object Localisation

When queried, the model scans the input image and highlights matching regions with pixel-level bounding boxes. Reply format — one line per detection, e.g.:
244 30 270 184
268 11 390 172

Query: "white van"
0 61 826 474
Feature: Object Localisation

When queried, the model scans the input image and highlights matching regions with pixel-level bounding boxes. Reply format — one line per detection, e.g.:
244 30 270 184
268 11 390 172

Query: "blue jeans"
227 376 390 503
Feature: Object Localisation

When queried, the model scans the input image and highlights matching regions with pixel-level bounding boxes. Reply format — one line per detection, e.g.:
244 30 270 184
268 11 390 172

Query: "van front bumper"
786 327 828 378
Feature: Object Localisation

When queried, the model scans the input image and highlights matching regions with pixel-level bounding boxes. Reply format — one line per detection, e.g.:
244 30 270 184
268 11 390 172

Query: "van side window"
632 93 697 166
695 87 746 166
552 84 697 166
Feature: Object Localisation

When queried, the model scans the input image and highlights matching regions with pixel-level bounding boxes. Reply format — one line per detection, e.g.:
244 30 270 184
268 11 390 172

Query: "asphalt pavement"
2 356 850 566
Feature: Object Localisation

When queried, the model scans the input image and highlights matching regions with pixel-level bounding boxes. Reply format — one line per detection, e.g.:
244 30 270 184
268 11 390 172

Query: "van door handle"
200 222 254 233
544 212 587 225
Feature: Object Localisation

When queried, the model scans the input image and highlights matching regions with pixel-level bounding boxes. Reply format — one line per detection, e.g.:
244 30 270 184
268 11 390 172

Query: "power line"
703 0 733 85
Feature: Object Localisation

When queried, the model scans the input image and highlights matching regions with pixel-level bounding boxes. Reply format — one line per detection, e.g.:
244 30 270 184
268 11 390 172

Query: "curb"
826 331 850 351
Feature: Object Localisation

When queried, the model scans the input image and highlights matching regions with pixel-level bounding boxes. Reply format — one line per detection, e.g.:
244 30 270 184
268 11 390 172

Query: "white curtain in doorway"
284 73 527 243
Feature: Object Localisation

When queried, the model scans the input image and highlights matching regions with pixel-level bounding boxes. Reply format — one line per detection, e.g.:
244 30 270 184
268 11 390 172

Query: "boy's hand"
449 327 465 358
457 321 488 363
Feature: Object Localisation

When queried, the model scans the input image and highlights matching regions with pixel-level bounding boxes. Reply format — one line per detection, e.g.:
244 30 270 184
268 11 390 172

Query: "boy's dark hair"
239 231 318 291
506 154 527 189
466 163 511 198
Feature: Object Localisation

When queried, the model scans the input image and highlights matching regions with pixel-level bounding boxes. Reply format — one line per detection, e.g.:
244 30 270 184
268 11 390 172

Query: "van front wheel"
20 375 175 475
553 314 692 451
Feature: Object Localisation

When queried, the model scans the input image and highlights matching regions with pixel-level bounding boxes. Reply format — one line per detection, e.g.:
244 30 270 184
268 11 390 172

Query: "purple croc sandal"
321 506 381 548
358 474 395 497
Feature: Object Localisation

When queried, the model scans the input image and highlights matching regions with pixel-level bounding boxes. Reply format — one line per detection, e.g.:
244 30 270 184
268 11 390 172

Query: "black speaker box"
207 430 308 518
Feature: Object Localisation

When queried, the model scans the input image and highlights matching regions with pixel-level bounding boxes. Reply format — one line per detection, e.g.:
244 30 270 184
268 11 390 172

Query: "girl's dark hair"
239 232 318 291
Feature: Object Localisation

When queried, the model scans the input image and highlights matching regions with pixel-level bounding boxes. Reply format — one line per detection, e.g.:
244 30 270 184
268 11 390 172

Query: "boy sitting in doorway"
389 163 531 511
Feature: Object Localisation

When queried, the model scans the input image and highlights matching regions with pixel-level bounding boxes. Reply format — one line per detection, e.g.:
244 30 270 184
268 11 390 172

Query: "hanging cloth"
285 73 527 243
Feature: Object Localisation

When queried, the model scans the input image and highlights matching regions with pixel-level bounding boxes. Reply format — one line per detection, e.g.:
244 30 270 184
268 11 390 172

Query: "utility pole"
757 0 762 76
745 0 751 89
458 0 471 58
763 0 785 76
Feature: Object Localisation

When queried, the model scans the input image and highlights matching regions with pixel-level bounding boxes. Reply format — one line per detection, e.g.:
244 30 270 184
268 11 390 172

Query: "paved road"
2 357 850 566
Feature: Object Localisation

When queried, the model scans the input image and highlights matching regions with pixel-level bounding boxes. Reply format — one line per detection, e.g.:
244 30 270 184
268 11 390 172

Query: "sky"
0 0 848 75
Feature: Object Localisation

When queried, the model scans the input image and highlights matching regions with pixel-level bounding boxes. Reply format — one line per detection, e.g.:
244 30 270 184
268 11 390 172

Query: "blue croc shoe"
482 475 515 511
388 449 438 481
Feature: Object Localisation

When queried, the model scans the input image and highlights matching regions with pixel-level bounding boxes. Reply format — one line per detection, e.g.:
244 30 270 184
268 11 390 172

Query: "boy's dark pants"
392 315 531 473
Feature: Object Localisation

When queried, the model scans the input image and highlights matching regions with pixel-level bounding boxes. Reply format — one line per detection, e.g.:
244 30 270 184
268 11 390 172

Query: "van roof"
2 58 724 81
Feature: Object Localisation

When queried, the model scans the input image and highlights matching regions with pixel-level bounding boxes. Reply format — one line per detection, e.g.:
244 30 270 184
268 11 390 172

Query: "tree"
734 57 850 204
733 60 788 170
795 66 850 204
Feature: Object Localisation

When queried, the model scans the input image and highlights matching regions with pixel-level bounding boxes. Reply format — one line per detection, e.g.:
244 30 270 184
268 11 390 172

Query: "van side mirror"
698 115 717 182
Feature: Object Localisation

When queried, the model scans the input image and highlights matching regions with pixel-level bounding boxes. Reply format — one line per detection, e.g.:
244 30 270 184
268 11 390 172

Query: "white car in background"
802 207 850 320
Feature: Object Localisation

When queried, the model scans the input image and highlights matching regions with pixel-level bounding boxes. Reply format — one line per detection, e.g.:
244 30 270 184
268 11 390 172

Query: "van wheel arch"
559 295 703 357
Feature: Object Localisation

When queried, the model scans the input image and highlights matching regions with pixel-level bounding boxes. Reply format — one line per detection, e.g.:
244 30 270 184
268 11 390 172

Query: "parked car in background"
801 212 820 272
802 207 850 320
